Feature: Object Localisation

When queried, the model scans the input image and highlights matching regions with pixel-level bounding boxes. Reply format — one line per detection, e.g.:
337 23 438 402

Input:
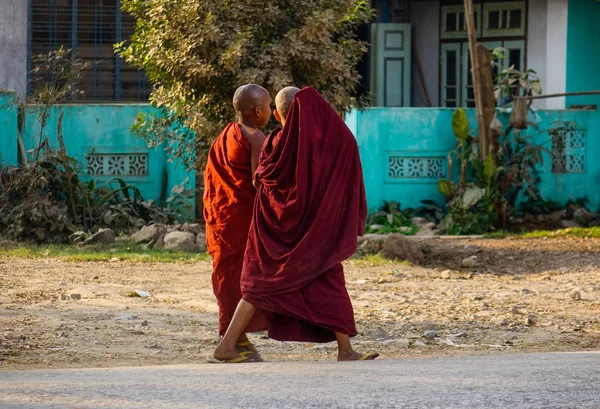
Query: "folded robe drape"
241 87 367 342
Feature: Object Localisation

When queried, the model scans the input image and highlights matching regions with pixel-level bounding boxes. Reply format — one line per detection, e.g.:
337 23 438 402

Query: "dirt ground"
1 236 599 370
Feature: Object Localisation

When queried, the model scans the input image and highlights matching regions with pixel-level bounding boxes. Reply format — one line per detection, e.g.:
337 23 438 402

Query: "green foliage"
438 107 549 235
412 200 446 224
0 48 185 243
26 47 91 161
116 0 374 168
365 201 417 235
444 200 494 235
452 108 469 141
438 180 453 200
518 197 563 216
462 187 486 209
495 126 547 208
0 152 182 243
491 47 542 105
130 110 198 170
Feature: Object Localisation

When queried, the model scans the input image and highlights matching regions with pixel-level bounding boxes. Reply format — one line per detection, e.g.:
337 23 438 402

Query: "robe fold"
203 122 269 336
241 87 367 342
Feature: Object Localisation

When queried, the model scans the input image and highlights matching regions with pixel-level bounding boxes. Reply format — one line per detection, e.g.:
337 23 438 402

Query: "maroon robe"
241 87 367 342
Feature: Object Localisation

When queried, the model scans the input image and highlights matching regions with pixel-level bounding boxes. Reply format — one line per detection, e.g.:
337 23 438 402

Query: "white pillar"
545 0 569 109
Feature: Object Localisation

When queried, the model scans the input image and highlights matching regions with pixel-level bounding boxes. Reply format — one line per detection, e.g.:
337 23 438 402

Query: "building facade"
0 0 149 102
367 0 600 110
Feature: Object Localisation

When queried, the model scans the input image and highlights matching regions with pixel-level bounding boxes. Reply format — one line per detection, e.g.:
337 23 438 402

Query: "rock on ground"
561 220 580 228
163 231 197 252
132 224 166 244
356 234 387 255
182 223 204 235
574 208 593 224
196 233 207 252
81 228 115 246
380 234 424 264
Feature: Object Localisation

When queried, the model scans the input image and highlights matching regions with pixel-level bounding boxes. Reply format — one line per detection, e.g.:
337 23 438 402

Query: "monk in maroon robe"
210 86 378 362
204 84 271 361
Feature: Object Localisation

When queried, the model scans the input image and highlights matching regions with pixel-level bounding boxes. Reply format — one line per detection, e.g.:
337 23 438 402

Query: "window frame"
27 0 150 102
482 1 527 38
440 4 482 40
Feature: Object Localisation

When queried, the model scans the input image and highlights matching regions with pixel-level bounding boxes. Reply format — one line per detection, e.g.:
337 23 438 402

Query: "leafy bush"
0 151 184 243
365 201 418 235
116 0 373 168
438 108 548 234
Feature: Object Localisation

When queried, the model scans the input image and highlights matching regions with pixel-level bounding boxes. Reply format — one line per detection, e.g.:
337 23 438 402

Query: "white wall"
527 0 549 109
408 0 569 109
409 1 440 107
545 0 569 109
0 0 28 99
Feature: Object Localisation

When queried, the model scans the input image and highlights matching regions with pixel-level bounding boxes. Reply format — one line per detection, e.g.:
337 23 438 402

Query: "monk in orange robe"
210 86 378 363
203 84 271 360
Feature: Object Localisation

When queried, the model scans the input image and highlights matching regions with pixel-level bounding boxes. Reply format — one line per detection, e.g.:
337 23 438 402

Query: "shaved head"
275 86 301 122
232 84 271 127
233 84 270 115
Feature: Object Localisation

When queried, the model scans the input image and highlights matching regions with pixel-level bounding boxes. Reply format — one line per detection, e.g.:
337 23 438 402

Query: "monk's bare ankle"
337 348 361 361
213 342 238 360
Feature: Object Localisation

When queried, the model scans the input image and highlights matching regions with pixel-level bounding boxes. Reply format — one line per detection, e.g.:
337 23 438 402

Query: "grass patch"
483 230 513 239
484 227 600 240
349 253 410 267
521 227 600 239
0 240 209 263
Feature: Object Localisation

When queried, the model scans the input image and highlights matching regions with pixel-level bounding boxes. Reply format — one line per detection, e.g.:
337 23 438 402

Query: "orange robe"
203 122 268 336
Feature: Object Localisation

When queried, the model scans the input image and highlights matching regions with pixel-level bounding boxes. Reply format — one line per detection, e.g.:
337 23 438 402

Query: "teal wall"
566 1 600 108
0 90 19 166
17 103 194 219
351 108 600 212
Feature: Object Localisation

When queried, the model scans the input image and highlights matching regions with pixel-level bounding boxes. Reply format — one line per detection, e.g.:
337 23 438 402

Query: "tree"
116 0 373 169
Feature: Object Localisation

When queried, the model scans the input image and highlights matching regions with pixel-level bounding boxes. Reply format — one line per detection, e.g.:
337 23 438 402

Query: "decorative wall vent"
86 153 149 177
388 157 446 179
551 129 585 173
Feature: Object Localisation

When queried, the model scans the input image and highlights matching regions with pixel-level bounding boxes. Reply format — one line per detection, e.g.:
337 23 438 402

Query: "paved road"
1 352 599 408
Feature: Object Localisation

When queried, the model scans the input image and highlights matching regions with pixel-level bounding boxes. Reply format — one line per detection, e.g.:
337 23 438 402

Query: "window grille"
28 0 150 102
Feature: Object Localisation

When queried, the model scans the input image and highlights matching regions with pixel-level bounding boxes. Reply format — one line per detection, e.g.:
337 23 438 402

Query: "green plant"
0 48 184 243
494 125 548 212
26 47 91 160
491 47 542 107
438 107 549 234
518 197 563 216
445 200 494 235
116 0 373 168
365 201 417 235
437 109 496 234
130 110 198 170
0 151 181 243
411 200 446 224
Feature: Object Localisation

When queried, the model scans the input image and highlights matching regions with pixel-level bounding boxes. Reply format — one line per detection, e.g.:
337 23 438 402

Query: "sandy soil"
1 236 599 370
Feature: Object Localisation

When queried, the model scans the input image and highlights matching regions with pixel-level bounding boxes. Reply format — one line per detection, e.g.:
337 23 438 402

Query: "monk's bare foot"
212 343 244 362
337 350 379 361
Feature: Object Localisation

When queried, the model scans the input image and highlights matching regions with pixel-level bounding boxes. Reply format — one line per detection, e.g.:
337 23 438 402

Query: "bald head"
275 86 301 125
233 84 271 127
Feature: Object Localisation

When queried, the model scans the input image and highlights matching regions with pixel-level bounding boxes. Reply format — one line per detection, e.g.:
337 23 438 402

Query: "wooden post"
477 44 496 156
463 0 487 160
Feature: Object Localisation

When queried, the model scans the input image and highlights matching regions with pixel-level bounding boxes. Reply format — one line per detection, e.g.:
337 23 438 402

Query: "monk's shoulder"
240 127 266 147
